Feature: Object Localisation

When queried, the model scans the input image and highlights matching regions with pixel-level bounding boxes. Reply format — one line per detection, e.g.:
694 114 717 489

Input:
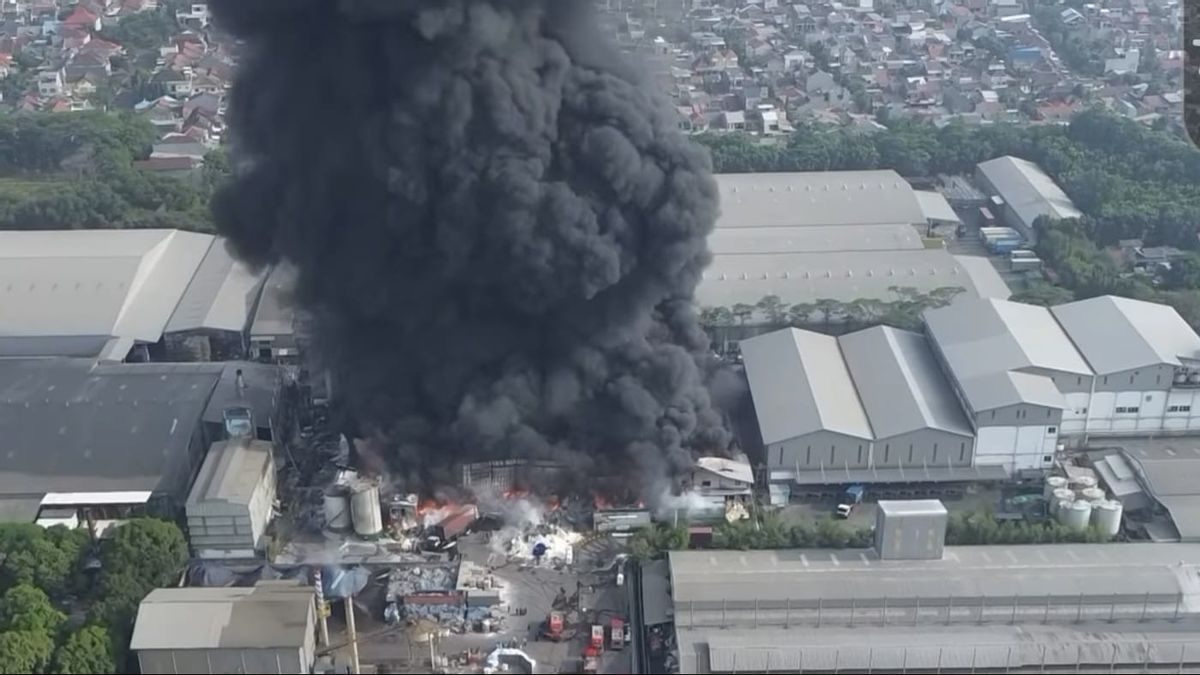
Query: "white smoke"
652 487 712 520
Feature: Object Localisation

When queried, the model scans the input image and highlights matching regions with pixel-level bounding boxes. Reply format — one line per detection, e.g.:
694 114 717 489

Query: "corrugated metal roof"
697 248 979 308
839 326 973 439
914 190 961 224
774 463 1009 485
707 223 923 255
0 359 222 498
0 497 41 523
715 171 926 229
250 263 298 339
951 254 1011 300
0 230 222 359
187 440 273 507
923 298 1088 412
976 156 1081 234
1052 295 1200 374
641 559 673 626
166 239 267 333
741 329 872 444
1121 441 1200 540
131 581 314 650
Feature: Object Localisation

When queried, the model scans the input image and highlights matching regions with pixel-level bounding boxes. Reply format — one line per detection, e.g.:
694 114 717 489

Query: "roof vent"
769 186 775 192
910 268 916 275
847 269 853 277
787 185 794 191
783 271 790 279
720 273 727 280
868 269 874 277
741 273 748 280
825 270 832 277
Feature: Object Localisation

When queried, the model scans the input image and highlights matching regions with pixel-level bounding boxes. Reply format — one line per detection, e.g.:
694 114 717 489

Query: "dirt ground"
774 482 1004 530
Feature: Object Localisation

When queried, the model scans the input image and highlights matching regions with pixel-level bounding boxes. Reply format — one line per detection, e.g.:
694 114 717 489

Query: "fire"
593 493 612 510
417 497 462 517
546 496 561 512
503 487 530 500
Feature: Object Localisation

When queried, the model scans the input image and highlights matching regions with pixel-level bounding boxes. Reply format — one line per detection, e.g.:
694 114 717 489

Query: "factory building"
0 359 283 527
1051 296 1200 434
697 172 1008 319
744 295 1200 488
131 580 316 675
923 298 1090 472
0 229 280 363
186 439 278 559
661 521 1200 674
743 325 986 485
975 155 1082 243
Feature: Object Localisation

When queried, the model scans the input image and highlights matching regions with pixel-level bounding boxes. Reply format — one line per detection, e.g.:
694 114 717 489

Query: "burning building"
207 0 730 495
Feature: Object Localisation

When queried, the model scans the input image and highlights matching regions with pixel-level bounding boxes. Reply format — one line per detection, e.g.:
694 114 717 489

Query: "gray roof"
714 170 926 229
187 440 274 507
1121 441 1200 540
166 239 267 334
697 248 984 309
1052 295 1200 374
976 156 1081 231
771 463 1009 485
924 298 1091 412
839 326 973 439
0 230 265 359
641 559 673 626
667 543 1200 606
952 254 1011 300
250 263 299 339
200 362 281 433
677 624 1200 674
0 359 222 500
741 329 872 444
707 223 923 255
914 189 961 224
131 581 314 651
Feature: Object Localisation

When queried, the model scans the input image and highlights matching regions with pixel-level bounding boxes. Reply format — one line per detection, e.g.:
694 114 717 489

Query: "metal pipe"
345 596 361 675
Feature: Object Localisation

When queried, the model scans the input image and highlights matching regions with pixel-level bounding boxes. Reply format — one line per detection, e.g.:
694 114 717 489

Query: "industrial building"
660 510 1200 674
186 439 278 559
130 580 316 674
742 325 989 485
697 172 1009 318
0 229 288 363
744 294 1200 488
975 156 1082 242
0 358 283 527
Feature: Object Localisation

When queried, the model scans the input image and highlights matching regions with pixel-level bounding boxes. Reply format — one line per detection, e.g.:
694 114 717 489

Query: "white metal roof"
741 328 872 444
923 298 1089 412
714 171 926 229
0 230 263 358
839 326 973 439
694 457 753 485
1052 295 1200 374
187 440 273 507
976 156 1081 231
914 190 961 224
707 223 923 255
951 254 1011 300
131 582 314 650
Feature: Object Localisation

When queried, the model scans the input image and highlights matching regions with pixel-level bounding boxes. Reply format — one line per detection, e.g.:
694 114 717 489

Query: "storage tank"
1069 475 1097 491
1050 488 1075 515
1091 500 1123 538
1043 476 1068 499
1054 499 1073 519
350 481 384 538
1079 487 1106 504
323 486 352 532
1062 500 1092 531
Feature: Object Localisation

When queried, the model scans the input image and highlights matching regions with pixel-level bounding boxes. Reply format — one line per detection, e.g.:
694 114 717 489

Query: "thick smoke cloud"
210 0 730 491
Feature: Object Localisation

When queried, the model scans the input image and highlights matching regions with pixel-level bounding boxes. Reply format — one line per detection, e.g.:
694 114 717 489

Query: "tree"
0 526 89 599
0 585 66 635
51 626 115 675
731 303 755 326
0 631 55 674
97 518 187 591
1166 255 1200 290
756 295 787 325
788 303 815 326
1011 281 1076 306
813 298 841 329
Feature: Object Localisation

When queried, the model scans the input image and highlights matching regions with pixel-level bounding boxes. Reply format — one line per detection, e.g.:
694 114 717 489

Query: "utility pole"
314 570 330 647
345 596 361 675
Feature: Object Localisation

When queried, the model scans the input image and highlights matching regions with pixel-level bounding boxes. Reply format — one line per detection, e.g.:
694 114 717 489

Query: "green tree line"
0 519 189 674
700 287 965 335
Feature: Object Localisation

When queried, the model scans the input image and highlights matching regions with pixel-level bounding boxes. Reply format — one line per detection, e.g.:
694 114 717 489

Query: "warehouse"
975 156 1081 243
714 170 928 229
667 542 1200 673
1120 440 1200 541
0 359 282 526
0 229 268 362
131 580 316 674
743 326 988 484
923 298 1092 472
1051 295 1200 434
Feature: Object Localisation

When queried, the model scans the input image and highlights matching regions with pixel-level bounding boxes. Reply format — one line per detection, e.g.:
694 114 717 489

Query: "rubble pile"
385 565 456 599
492 525 582 567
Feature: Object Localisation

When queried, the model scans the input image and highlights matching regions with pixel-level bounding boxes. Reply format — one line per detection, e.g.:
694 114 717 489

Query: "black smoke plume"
209 0 731 492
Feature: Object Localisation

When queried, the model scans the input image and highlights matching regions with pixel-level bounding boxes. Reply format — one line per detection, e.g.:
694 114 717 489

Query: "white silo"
1070 475 1098 492
349 480 384 538
1063 500 1092 531
323 486 352 532
1043 476 1068 499
1091 500 1123 538
1079 487 1106 504
1053 499 1073 519
1050 488 1075 516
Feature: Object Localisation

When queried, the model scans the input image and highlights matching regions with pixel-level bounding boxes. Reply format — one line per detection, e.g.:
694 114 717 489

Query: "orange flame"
593 493 612 510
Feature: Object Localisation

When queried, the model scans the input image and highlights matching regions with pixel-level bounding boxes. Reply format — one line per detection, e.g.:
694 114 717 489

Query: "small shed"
874 499 948 561
186 439 276 559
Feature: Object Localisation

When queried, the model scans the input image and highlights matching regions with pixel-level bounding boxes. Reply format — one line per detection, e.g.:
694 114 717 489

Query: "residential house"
62 4 100 31
153 68 192 97
36 68 63 96
133 156 203 183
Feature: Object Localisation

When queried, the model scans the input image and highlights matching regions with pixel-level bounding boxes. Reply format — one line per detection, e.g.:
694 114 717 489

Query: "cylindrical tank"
323 486 352 532
350 481 383 538
1062 500 1092 531
1054 499 1073 518
1079 486 1106 504
1043 475 1068 499
1069 475 1097 491
1092 500 1123 538
1051 488 1075 512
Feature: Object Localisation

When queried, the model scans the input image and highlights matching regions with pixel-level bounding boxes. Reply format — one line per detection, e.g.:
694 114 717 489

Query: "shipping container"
610 618 624 650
